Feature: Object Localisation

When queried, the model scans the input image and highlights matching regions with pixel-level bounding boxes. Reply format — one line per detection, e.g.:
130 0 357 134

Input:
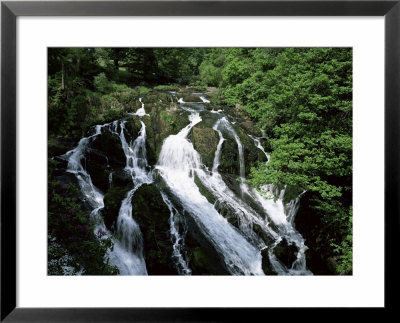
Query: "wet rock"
85 148 110 193
240 120 262 137
219 138 240 175
111 169 132 188
90 131 126 169
131 184 178 275
182 94 203 103
184 215 231 275
159 181 230 275
102 185 132 231
274 238 298 268
261 248 277 275
191 126 219 169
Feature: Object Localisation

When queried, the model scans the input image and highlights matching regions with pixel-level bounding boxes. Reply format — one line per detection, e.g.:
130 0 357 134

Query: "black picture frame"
1 0 398 321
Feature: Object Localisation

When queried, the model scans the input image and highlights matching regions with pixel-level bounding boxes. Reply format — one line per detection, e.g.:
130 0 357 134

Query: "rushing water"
61 91 312 275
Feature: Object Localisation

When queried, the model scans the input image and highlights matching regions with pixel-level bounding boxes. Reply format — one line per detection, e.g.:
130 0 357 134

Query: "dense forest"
48 48 352 275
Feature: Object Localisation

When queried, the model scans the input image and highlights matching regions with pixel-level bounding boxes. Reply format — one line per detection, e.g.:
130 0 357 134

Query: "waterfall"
64 123 147 275
60 90 312 276
156 112 264 275
248 134 270 162
112 102 154 275
161 193 192 275
199 96 210 103
248 132 312 275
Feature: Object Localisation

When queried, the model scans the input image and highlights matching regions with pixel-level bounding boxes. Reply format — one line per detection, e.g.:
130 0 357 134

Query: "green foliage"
160 110 175 125
94 72 115 94
153 84 180 91
48 160 119 275
137 86 151 96
48 47 353 274
215 48 353 274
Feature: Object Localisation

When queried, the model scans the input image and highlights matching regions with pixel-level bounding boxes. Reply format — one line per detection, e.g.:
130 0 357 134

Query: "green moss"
144 106 190 164
160 110 175 125
193 173 216 204
153 84 180 91
219 138 240 175
191 126 219 169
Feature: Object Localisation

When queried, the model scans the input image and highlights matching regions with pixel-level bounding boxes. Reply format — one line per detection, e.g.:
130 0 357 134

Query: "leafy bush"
48 160 119 275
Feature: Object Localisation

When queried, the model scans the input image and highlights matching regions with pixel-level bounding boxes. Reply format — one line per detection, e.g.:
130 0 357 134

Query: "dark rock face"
131 184 178 275
102 185 131 231
111 169 132 188
261 248 277 275
183 214 231 275
219 138 240 175
85 148 110 193
274 238 298 268
294 192 334 275
90 130 126 169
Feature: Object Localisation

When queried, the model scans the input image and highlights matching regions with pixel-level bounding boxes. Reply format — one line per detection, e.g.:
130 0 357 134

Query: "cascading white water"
161 192 192 275
195 117 277 244
156 112 264 275
62 90 312 276
247 131 312 275
112 103 154 275
248 135 270 162
134 97 149 117
199 96 210 104
64 123 146 275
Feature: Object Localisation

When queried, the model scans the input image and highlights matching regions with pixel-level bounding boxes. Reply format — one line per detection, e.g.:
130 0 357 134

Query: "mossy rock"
111 169 132 188
191 126 219 170
103 185 132 231
144 106 190 165
193 173 216 205
123 116 142 141
198 111 220 128
131 183 178 275
239 120 262 137
182 94 203 103
219 138 240 176
233 125 267 177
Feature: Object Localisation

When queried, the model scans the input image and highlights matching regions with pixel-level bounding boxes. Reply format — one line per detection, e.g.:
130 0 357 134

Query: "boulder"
102 185 132 231
89 131 126 169
131 184 178 275
273 238 298 268
191 126 219 169
261 248 277 275
85 148 110 193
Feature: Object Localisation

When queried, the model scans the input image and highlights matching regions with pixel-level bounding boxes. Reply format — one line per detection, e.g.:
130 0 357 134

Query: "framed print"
1 0 399 321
